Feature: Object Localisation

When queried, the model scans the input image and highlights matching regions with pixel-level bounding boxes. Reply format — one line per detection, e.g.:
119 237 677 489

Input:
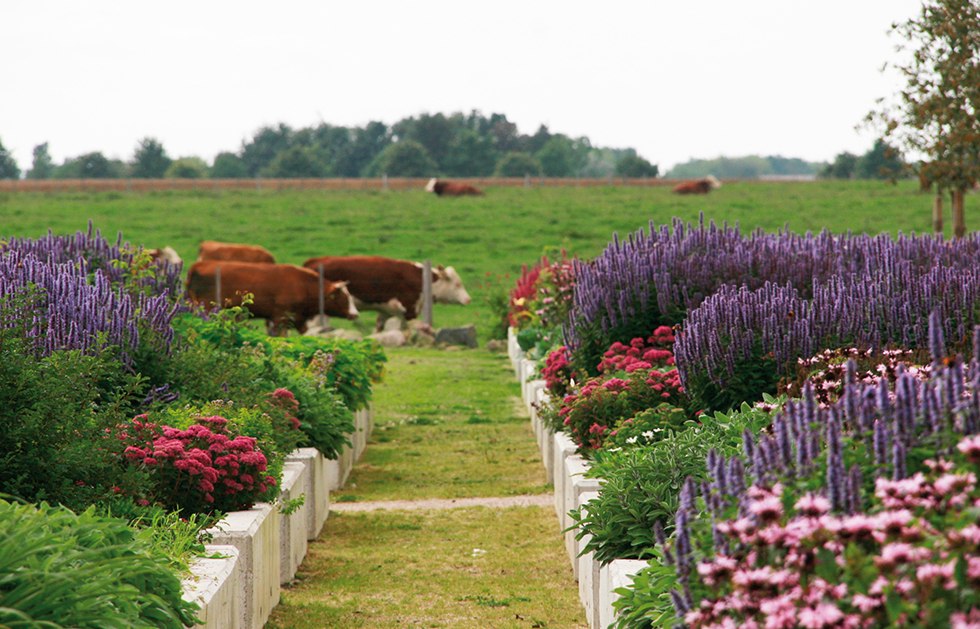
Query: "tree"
443 129 497 176
867 0 980 237
394 113 456 171
130 137 171 178
0 138 20 179
210 152 248 178
615 153 659 178
241 124 293 176
262 146 328 178
53 152 121 179
818 153 859 179
165 157 208 179
855 139 907 181
494 152 542 177
27 143 54 180
366 140 436 177
339 121 390 177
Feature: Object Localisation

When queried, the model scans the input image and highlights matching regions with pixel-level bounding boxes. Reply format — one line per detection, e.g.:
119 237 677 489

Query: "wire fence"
0 176 685 193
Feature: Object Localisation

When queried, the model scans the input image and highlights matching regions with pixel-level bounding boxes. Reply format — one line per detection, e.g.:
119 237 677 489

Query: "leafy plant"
0 498 199 628
569 399 776 564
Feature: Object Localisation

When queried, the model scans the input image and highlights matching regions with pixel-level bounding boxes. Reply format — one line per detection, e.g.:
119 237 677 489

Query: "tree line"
0 111 661 181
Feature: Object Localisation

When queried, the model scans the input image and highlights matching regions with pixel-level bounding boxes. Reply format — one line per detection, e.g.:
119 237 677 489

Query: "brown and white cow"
672 176 721 195
425 178 484 197
186 260 357 335
147 246 183 266
302 255 471 329
197 240 276 264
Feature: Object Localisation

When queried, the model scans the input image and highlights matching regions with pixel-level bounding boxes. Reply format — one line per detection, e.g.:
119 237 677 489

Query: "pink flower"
798 603 843 628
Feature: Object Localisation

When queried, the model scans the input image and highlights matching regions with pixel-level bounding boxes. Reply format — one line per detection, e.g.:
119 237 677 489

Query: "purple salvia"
928 309 946 365
893 439 907 480
873 419 888 468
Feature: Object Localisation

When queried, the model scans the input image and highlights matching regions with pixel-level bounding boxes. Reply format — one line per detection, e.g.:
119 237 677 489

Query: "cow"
197 240 276 264
147 246 182 266
672 176 721 195
301 255 471 330
425 178 484 197
186 260 357 335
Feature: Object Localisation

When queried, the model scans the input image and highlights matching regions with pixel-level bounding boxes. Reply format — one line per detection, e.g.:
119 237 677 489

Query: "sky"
1 1 924 173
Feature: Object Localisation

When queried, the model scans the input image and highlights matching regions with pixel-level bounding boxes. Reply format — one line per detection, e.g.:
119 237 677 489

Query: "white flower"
625 436 638 444
471 548 486 558
642 430 655 439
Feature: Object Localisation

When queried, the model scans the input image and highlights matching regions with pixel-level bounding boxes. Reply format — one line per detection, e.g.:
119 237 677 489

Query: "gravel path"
329 493 553 512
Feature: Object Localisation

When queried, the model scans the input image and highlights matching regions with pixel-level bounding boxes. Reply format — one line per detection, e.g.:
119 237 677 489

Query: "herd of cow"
175 241 471 336
156 176 721 336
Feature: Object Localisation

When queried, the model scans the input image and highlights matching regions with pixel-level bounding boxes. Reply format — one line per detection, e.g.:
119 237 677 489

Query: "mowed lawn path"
267 348 586 628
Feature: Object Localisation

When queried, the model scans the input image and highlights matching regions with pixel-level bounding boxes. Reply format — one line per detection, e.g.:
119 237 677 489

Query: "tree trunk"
952 187 966 239
933 188 944 234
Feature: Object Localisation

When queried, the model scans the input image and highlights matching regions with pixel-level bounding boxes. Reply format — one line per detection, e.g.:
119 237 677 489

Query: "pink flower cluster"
119 414 275 514
597 326 676 374
541 345 578 397
783 347 931 406
684 441 980 628
557 366 685 452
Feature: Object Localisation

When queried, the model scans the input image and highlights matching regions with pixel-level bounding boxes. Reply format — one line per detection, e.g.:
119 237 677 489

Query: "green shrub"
0 498 198 628
569 399 777 563
603 403 689 450
0 332 134 510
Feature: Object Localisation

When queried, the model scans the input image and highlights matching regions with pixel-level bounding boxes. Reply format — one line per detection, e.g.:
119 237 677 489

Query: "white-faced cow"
147 246 183 266
672 176 721 195
302 255 471 329
186 260 357 335
425 178 484 197
197 240 276 264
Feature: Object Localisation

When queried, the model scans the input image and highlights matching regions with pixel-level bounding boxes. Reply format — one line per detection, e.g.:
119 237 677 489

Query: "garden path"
267 347 586 628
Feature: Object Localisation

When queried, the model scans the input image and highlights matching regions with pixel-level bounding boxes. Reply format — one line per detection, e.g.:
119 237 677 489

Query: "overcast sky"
1 1 923 173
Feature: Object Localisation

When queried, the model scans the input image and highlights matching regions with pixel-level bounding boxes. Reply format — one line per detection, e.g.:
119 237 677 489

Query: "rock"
318 328 363 341
369 330 406 347
382 317 404 332
435 325 478 349
486 339 507 353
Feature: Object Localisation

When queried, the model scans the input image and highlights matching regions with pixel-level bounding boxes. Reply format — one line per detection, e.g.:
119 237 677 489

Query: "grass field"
0 180 949 340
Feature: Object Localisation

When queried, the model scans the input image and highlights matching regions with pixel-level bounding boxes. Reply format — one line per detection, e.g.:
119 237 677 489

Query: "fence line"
0 176 689 193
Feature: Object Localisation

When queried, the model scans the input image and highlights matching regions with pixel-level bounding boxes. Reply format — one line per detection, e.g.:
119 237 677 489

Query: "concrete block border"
508 327 650 629
183 405 374 628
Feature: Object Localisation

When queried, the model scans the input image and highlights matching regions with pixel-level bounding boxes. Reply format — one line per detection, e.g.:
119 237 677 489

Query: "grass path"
267 348 586 628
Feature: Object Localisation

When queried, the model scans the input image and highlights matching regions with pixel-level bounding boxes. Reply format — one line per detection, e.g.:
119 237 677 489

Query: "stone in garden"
382 317 404 332
435 325 478 348
369 330 407 347
406 319 436 347
324 329 363 341
485 339 507 353
303 314 333 336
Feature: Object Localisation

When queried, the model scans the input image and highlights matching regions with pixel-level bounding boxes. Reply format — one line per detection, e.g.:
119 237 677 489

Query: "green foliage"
0 498 199 628
52 151 126 179
570 399 776 563
535 135 588 177
367 140 437 177
867 0 980 193
667 154 822 179
261 145 328 178
603 403 689 449
819 151 858 179
854 139 907 181
610 548 678 628
0 328 133 510
27 142 54 180
0 137 20 179
493 152 542 177
130 137 172 179
615 153 659 178
164 157 208 179
210 151 249 178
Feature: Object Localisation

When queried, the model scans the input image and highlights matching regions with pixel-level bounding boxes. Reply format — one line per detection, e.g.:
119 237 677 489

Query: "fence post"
422 260 433 327
215 265 222 308
382 173 388 191
524 173 530 189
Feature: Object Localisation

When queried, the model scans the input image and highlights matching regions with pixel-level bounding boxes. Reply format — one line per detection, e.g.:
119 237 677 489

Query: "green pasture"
0 180 946 340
